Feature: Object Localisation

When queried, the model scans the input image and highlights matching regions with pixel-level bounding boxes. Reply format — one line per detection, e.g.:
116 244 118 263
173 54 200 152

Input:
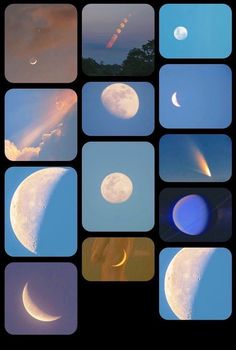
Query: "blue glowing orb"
172 194 209 235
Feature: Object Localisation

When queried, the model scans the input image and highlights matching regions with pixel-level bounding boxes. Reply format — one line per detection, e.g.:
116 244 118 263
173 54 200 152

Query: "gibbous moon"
171 92 181 108
112 249 127 267
173 194 209 235
101 172 133 204
10 168 67 254
22 282 61 322
174 26 188 40
165 248 216 320
101 83 139 119
29 57 38 65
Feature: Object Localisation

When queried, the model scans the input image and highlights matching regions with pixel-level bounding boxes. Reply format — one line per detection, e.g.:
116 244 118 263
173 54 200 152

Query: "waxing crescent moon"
22 282 61 322
29 57 38 65
100 172 133 204
171 92 181 108
112 249 127 267
101 83 139 119
164 248 216 320
10 168 67 254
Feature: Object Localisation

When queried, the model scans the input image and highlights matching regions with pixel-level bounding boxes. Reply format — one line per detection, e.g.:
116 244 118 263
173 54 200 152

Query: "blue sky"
159 248 232 320
159 135 232 182
82 82 154 136
159 65 232 129
5 89 77 161
5 167 77 257
82 4 154 64
5 263 77 334
82 142 154 231
160 4 232 58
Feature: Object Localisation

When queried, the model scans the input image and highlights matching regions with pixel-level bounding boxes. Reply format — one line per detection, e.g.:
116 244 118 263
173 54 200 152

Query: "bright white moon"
22 282 61 322
101 83 139 119
174 26 188 40
29 57 38 65
164 248 216 320
171 92 181 108
101 172 133 204
10 168 67 254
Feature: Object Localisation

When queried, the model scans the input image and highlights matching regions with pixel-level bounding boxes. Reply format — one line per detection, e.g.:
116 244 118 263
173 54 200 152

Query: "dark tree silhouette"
82 39 154 76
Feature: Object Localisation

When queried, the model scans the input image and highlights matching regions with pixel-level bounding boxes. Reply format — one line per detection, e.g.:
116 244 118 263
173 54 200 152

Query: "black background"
0 0 234 343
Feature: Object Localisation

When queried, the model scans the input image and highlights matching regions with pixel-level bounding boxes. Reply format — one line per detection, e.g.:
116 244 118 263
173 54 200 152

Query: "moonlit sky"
5 89 77 161
159 188 232 242
159 135 232 182
5 4 77 82
82 142 154 231
159 248 232 320
82 4 154 64
160 4 232 58
82 82 154 136
5 167 77 257
5 263 77 334
160 65 232 128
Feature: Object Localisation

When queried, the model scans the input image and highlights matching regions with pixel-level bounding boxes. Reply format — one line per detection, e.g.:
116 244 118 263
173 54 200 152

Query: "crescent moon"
171 92 181 108
22 282 61 322
10 168 67 254
29 57 38 65
112 249 127 267
164 248 216 320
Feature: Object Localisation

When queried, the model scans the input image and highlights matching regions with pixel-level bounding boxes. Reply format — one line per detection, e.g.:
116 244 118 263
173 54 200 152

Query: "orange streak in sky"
194 147 211 177
106 16 130 49
19 90 77 148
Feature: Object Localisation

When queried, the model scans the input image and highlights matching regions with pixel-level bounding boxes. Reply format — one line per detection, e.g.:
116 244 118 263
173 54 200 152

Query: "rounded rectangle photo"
159 134 232 182
82 142 154 232
159 64 232 129
82 4 154 76
159 4 232 58
5 89 77 161
5 263 77 335
82 82 154 136
159 188 231 242
82 237 154 282
5 167 77 257
5 4 77 83
159 248 232 320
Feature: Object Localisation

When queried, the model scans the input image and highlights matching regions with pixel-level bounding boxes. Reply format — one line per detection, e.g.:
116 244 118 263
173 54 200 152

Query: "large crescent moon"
171 92 181 108
10 168 67 254
101 83 139 119
164 248 216 320
112 249 127 267
22 282 61 322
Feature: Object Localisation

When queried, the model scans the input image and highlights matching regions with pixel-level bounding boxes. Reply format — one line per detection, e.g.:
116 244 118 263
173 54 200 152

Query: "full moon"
174 26 188 40
164 248 216 320
101 83 139 119
10 168 67 254
22 282 61 322
101 172 133 204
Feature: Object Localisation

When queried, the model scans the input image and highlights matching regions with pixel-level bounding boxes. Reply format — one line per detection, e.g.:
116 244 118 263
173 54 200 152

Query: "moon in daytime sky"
171 92 181 107
10 167 67 254
22 282 61 322
174 26 188 40
164 248 216 320
101 172 133 204
101 83 139 119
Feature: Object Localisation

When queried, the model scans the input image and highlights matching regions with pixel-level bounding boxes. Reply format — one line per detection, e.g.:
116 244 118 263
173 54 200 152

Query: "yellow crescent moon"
171 92 181 108
112 249 127 267
22 282 61 322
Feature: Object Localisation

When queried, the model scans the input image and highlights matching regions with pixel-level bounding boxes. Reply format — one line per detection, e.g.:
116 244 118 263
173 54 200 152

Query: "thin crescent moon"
22 282 61 322
171 92 181 108
112 249 127 267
